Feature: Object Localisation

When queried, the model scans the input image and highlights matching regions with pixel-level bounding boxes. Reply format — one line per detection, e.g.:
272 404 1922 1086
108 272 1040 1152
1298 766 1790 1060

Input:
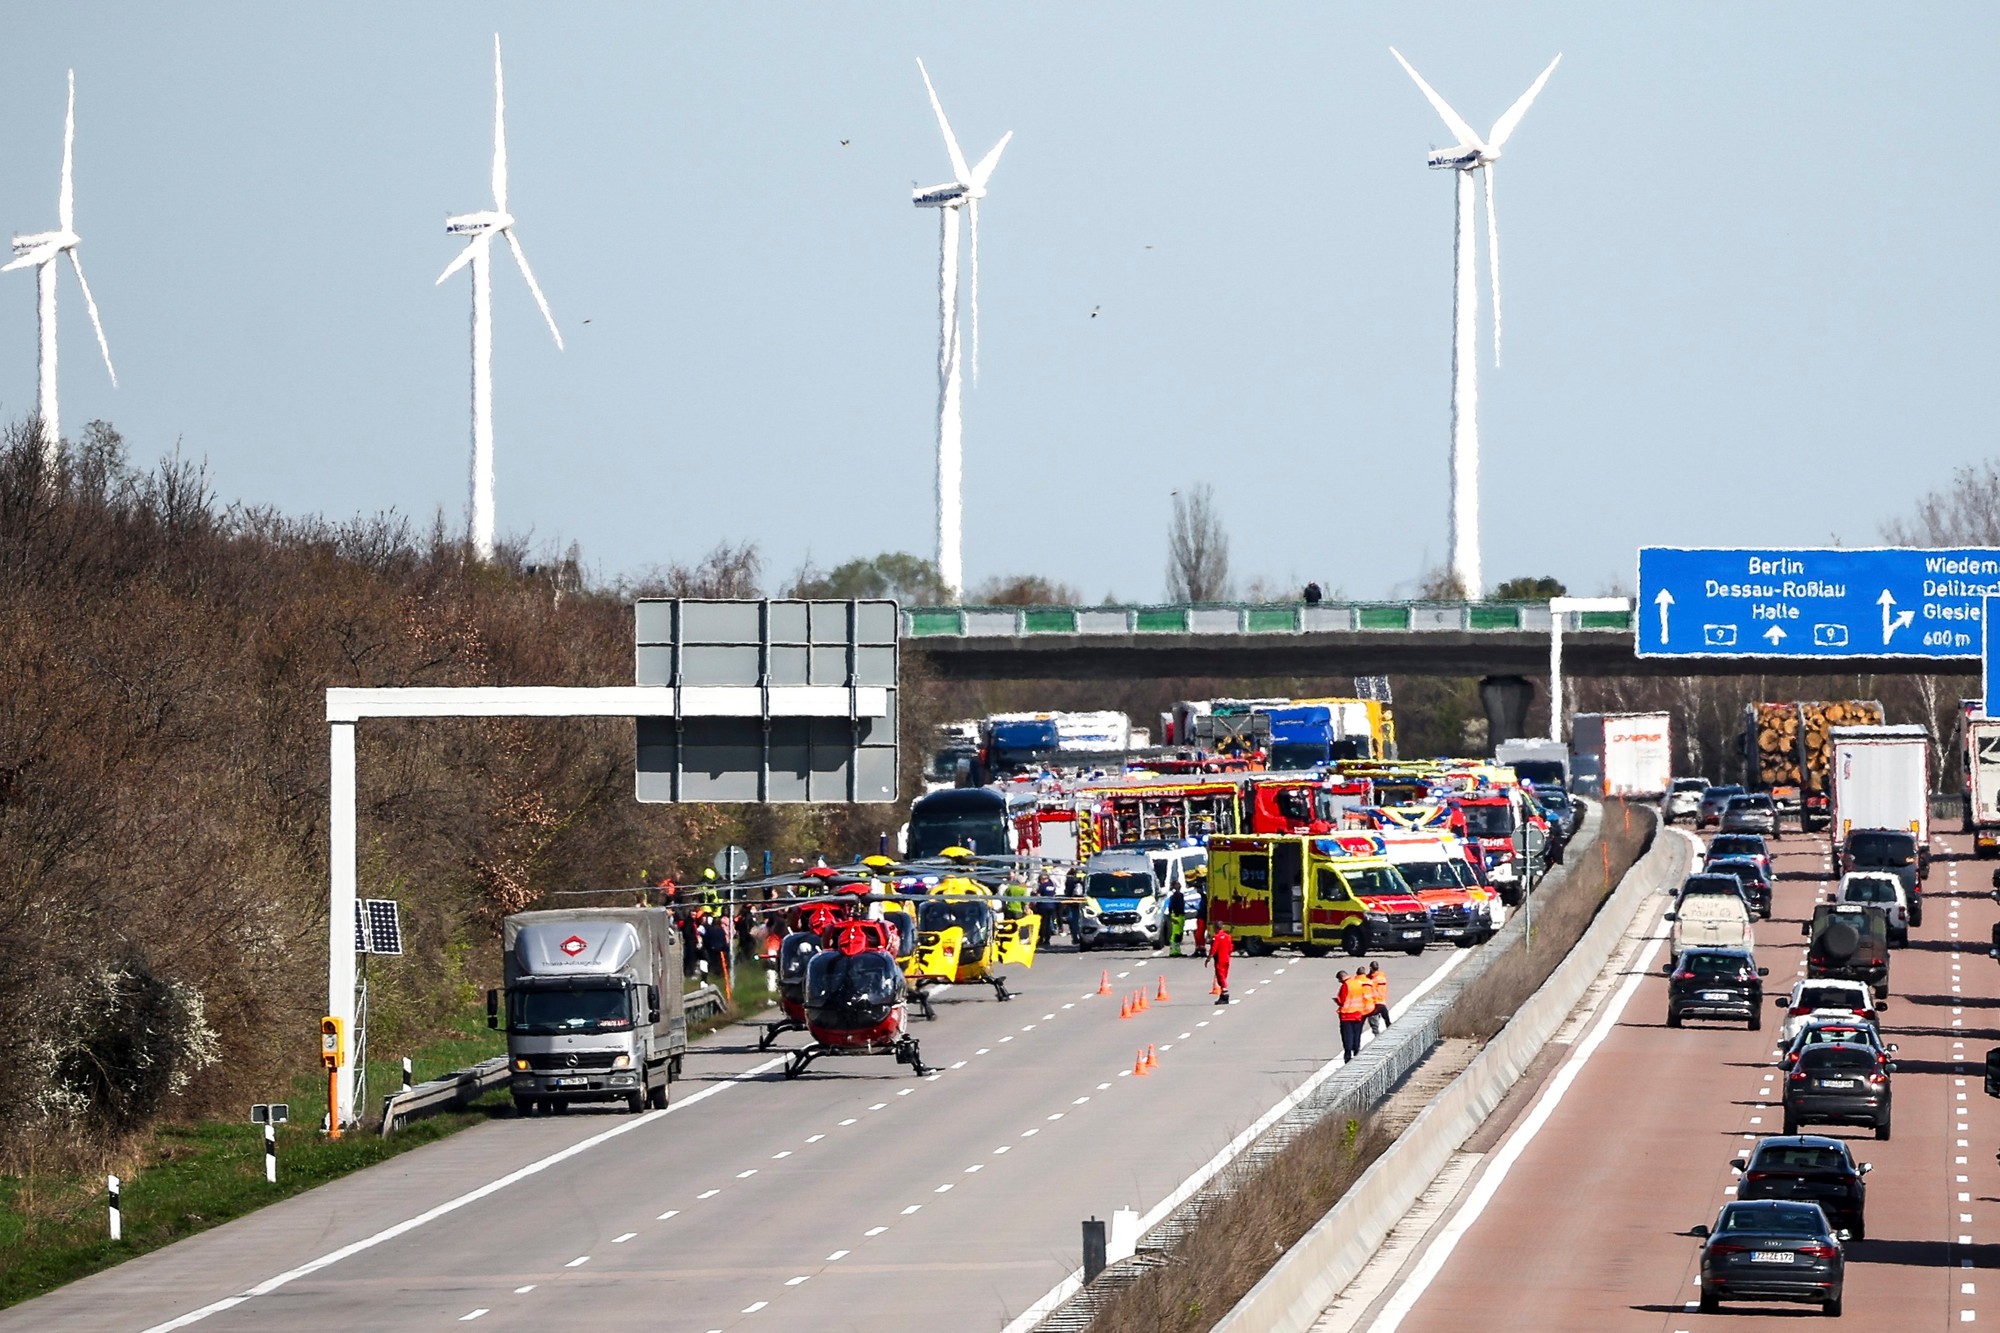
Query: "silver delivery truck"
488 907 688 1115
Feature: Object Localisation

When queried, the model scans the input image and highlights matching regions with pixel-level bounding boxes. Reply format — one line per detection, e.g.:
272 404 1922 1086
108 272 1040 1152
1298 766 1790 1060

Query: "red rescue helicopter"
785 916 932 1079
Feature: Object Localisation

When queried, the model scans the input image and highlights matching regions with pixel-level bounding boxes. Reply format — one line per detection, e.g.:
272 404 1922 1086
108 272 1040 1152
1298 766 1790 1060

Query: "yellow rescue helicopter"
865 847 1044 1005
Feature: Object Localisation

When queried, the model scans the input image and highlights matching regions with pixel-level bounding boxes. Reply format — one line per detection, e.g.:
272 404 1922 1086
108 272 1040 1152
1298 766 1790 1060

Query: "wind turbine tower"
438 34 564 563
911 59 1010 603
5 70 117 466
1390 48 1560 600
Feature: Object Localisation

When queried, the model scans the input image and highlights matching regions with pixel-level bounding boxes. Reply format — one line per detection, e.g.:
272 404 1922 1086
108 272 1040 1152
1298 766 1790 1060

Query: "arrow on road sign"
1879 590 1915 645
1763 625 1787 645
1654 589 1674 644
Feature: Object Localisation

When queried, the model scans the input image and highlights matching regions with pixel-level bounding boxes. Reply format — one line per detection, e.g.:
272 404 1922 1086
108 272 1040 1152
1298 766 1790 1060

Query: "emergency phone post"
320 1016 345 1139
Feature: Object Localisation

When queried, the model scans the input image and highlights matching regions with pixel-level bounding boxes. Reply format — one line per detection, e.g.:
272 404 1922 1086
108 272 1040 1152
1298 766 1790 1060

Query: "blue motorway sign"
1637 547 2000 659
1986 595 2000 709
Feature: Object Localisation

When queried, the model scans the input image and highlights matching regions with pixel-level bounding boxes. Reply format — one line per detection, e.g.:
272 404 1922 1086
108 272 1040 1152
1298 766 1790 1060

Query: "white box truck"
1830 724 1931 854
1569 712 1672 799
1963 715 2000 858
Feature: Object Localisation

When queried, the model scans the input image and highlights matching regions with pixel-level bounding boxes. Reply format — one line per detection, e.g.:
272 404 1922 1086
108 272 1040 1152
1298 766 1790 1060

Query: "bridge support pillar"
1478 675 1535 758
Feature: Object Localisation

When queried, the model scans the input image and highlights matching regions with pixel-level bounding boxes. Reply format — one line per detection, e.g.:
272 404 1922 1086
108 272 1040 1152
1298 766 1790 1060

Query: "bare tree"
1882 460 2000 546
1166 484 1232 602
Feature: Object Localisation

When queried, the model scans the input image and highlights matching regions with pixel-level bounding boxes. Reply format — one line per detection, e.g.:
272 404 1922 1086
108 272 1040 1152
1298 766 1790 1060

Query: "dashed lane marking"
460 1311 488 1322
612 1232 636 1243
565 1256 590 1268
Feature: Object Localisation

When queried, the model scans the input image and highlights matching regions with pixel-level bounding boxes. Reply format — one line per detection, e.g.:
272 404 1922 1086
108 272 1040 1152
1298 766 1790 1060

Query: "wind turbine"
4 70 116 466
911 58 1010 603
437 34 563 563
1390 48 1560 600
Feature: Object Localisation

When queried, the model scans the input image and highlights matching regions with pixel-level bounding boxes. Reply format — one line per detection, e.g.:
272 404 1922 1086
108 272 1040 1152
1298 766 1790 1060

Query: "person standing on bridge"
1210 923 1233 1004
1336 970 1371 1062
1366 962 1391 1034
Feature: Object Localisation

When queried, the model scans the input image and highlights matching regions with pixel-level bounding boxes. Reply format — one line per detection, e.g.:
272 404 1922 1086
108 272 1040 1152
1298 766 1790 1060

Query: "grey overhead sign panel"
634 599 899 803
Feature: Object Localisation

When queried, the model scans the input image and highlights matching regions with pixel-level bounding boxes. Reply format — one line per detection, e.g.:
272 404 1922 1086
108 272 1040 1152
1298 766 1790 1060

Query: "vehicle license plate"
1401 930 1422 939
1750 1251 1796 1264
1702 991 1733 1000
554 1076 589 1087
1820 1078 1856 1089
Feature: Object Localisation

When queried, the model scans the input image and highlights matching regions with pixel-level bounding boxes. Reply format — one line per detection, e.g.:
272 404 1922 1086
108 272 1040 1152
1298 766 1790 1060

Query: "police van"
1077 842 1207 950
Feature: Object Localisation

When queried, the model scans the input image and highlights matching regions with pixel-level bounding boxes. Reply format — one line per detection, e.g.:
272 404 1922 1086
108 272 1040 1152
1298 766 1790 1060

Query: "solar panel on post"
364 900 404 956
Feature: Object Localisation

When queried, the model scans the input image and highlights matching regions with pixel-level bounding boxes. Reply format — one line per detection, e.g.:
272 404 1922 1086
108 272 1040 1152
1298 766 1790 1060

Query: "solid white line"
1371 908 1668 1331
1000 946 1477 1333
137 1054 787 1332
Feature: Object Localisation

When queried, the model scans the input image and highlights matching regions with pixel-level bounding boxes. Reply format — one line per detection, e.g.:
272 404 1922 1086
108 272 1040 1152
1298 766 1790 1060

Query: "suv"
1721 793 1780 836
1664 947 1767 1029
1706 833 1772 879
1705 856 1774 919
1732 1136 1871 1240
1668 877 1755 955
1776 978 1883 1043
1783 1042 1894 1139
1780 1017 1895 1071
1834 872 1910 945
1698 784 1746 828
1838 829 1923 926
1666 777 1708 824
1804 903 1892 997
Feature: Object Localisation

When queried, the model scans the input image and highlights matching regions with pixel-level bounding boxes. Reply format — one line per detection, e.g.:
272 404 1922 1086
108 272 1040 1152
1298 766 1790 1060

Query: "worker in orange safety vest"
1366 961 1391 1034
1336 969 1372 1063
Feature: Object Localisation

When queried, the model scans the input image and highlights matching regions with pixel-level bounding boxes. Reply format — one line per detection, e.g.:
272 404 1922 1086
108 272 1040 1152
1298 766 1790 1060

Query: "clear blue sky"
1 5 1989 601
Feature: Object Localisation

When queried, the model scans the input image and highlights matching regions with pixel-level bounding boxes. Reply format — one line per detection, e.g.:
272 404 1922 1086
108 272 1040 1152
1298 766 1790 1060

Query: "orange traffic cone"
1136 989 1149 1012
1156 975 1171 1003
1098 970 1113 996
1145 1044 1158 1070
1133 1049 1149 1076
1119 994 1132 1019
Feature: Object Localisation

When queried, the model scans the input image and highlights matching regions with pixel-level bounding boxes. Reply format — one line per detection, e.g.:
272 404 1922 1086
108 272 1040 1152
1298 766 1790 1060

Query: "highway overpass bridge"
899 601 1977 680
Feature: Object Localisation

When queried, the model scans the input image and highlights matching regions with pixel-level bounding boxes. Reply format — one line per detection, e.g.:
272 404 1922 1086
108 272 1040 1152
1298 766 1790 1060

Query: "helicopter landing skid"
987 974 1013 1002
782 1040 932 1079
895 1037 932 1076
757 1017 806 1051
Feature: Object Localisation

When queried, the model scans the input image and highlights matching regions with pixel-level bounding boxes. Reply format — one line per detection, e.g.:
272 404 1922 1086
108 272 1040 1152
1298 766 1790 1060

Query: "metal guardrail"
377 983 728 1137
902 601 1634 640
1028 803 1611 1331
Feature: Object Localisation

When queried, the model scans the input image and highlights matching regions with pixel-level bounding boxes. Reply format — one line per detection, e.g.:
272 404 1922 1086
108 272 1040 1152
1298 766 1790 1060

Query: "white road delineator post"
108 1174 121 1241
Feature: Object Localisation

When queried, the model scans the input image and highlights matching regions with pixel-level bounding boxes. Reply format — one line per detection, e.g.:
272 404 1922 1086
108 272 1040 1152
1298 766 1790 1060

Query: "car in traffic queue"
1833 871 1911 945
1836 828 1924 925
1205 834 1433 957
1783 1040 1894 1139
1779 1016 1896 1071
1706 832 1773 882
1666 776 1709 824
1666 874 1757 957
1777 978 1884 1044
1804 902 1893 998
1663 946 1768 1029
1721 793 1781 837
1693 1199 1845 1317
1704 855 1775 920
1698 783 1747 828
1732 1136 1872 1242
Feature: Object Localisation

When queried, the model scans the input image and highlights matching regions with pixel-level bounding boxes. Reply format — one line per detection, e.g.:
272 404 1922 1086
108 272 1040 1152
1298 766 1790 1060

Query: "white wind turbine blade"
1389 48 1485 152
916 58 971 183
969 131 1011 191
436 234 483 285
66 249 116 386
503 228 563 351
965 133 1009 385
59 70 75 232
490 34 508 212
1483 164 1502 366
1 243 60 274
1487 53 1561 150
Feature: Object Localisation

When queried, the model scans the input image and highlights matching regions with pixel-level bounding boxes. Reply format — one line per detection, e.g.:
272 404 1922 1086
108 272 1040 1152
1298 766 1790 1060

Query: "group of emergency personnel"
1334 963 1391 1062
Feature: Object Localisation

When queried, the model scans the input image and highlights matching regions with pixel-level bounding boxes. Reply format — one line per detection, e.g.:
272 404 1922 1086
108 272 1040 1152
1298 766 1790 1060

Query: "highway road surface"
1357 827 1995 1331
7 934 1477 1332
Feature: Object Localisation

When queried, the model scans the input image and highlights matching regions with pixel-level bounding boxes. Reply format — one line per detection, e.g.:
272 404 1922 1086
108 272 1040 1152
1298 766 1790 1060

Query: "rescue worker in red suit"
1210 924 1233 1005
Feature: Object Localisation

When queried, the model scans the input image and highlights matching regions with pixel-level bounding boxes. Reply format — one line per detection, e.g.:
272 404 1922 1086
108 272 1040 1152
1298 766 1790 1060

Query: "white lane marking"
1001 1036 1015 1042
976 1048 991 1055
460 1312 488 1322
869 1103 887 1111
1179 1032 1192 1040
1022 1128 1040 1136
1118 971 1131 978
1044 1013 1056 1020
1062 1003 1075 1010
138 1052 789 1332
1047 1113 1064 1121
951 1060 967 1069
698 1189 721 1200
806 1134 824 1143
1001 942 1480 1333
828 1249 850 1260
1371 901 1668 1332
612 1232 637 1243
743 1301 768 1314
898 1088 914 1097
994 1145 1011 1153
737 1169 758 1178
865 1226 888 1236
566 1256 590 1268
936 1183 955 1193
772 1151 792 1159
513 1286 535 1294
1197 1020 1210 1028
1023 1025 1037 1031
1074 1097 1090 1105
839 1118 857 1126
786 1276 810 1286
966 1164 984 1172
902 1205 922 1215
657 1210 679 1221
1966 1282 1977 1294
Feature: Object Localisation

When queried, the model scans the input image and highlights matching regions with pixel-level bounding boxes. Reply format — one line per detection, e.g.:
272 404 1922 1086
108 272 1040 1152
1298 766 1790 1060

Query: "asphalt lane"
10 935 1469 1332
1390 826 1997 1331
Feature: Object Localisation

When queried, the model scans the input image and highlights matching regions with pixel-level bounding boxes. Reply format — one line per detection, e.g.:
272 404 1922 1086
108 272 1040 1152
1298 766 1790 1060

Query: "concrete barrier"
1213 811 1692 1333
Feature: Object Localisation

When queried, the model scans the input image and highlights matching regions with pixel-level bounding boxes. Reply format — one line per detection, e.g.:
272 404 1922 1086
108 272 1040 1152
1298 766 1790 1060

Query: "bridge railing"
900 601 1634 639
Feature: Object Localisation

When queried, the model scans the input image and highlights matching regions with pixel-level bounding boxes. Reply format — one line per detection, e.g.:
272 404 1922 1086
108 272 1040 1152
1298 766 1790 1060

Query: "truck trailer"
489 907 688 1115
1964 713 2000 857
1829 724 1931 857
1569 712 1672 800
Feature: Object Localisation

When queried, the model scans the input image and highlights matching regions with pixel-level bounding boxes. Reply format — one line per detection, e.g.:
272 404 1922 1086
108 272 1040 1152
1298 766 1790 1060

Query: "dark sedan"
1664 947 1767 1029
1733 1136 1871 1240
1695 1200 1845 1316
1784 1041 1894 1139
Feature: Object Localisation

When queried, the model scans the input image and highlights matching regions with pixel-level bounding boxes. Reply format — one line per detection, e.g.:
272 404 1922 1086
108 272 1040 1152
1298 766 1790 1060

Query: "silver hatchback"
1721 794 1779 837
